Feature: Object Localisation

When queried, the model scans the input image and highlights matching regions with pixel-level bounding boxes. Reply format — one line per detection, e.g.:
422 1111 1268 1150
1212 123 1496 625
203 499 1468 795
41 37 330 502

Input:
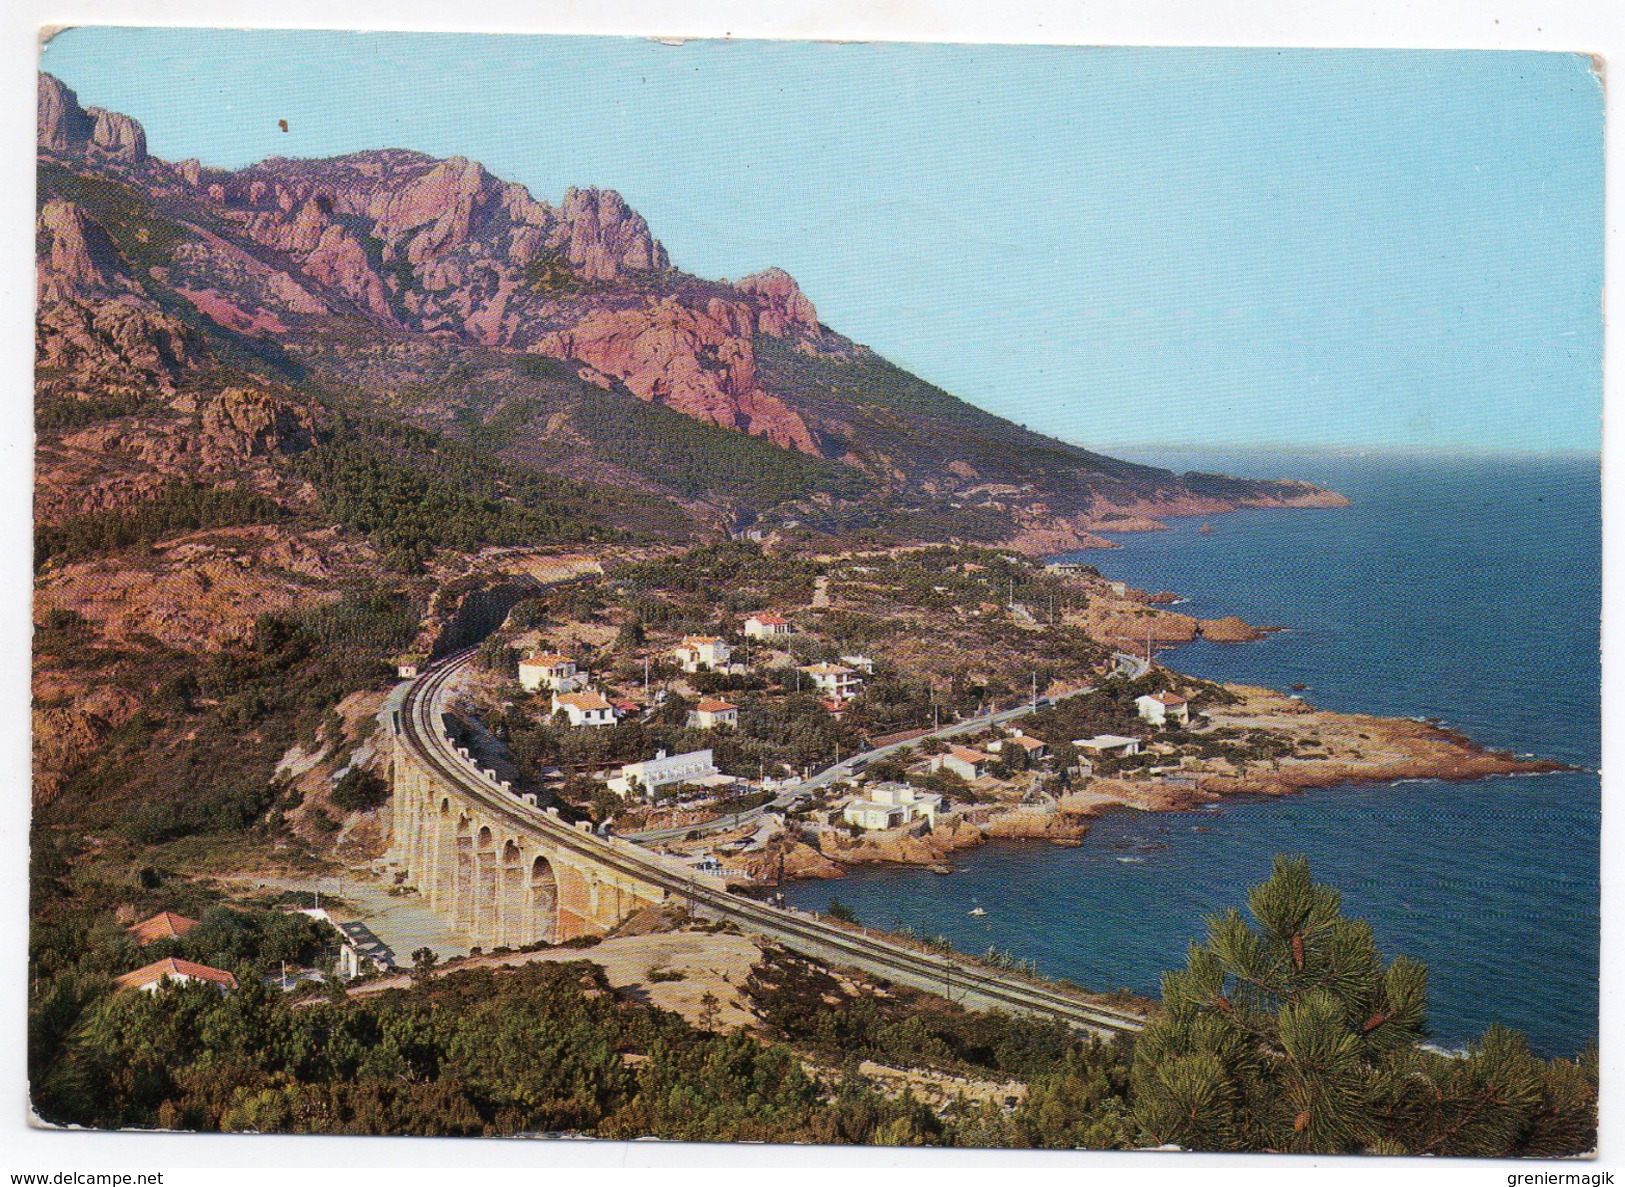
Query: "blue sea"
783 450 1600 1058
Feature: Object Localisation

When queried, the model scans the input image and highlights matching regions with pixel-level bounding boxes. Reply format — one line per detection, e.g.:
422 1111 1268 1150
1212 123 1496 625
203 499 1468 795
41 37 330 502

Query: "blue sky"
40 30 1604 452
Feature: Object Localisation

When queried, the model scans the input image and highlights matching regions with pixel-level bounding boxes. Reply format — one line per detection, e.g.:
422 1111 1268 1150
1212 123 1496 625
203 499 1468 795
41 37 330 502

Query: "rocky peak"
736 268 819 336
557 187 669 281
38 73 146 163
36 199 127 300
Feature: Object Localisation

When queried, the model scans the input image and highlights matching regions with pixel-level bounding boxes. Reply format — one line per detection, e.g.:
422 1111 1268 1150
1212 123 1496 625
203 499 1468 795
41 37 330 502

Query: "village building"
126 910 199 946
843 783 943 831
551 690 617 728
335 920 397 980
1135 691 1190 727
1073 734 1143 757
113 957 238 995
687 699 739 730
674 636 732 673
519 652 585 693
743 612 792 639
608 748 724 799
989 733 1049 761
800 662 863 702
934 746 992 781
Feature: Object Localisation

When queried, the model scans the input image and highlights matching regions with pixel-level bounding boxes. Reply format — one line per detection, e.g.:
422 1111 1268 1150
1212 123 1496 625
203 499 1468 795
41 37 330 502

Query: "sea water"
781 450 1600 1057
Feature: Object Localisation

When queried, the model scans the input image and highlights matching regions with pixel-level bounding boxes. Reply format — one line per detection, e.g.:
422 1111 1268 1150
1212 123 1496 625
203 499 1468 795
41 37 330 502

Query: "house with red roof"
687 699 739 730
1135 691 1190 727
125 910 199 946
113 957 238 995
743 612 792 639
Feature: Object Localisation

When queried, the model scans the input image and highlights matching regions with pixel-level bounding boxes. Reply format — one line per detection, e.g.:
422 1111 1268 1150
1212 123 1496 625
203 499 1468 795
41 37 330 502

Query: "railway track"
399 647 1146 1037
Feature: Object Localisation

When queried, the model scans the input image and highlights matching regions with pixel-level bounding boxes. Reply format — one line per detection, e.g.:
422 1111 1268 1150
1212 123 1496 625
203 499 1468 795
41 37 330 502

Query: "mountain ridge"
36 70 1347 551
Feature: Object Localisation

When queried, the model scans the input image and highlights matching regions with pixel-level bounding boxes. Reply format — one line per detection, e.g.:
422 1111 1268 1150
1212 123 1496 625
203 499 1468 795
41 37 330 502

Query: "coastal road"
624 651 1148 845
399 649 1146 1037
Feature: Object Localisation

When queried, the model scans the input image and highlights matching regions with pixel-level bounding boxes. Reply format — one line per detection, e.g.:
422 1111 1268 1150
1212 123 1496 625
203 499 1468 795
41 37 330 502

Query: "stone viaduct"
388 722 673 948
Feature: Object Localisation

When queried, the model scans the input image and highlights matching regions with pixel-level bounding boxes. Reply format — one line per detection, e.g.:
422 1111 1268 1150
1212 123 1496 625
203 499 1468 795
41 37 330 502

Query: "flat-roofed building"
608 748 722 799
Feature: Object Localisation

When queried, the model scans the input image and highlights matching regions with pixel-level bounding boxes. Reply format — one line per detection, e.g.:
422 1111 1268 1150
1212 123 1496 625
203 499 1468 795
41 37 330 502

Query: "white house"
608 748 722 799
743 612 792 639
552 690 617 728
842 800 908 831
1135 692 1190 727
934 746 992 781
334 920 397 980
843 783 943 831
1073 734 1143 756
687 699 739 730
519 652 584 693
113 957 238 995
800 662 863 702
839 654 875 674
675 636 732 673
989 733 1048 762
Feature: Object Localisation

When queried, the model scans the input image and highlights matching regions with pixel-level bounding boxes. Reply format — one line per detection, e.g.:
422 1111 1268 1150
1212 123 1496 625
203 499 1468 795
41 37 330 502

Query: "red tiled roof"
1150 692 1188 705
1008 735 1047 750
114 957 238 993
948 747 990 764
126 910 199 945
523 653 573 668
695 699 737 713
556 692 613 711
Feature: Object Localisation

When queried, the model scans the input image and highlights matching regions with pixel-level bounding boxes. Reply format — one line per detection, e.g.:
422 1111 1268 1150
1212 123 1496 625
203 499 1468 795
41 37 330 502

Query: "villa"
1135 691 1190 727
800 661 862 702
1074 734 1142 756
687 699 739 730
743 612 792 639
934 746 992 781
675 636 732 673
519 652 585 693
843 783 943 831
551 690 617 728
126 910 199 946
114 957 238 995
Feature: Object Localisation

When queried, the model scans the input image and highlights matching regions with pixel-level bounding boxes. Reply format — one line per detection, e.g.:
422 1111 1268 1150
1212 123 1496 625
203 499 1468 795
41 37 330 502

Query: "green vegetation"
561 375 866 505
1131 857 1597 1156
35 390 160 433
35 481 286 570
293 415 630 567
37 161 189 272
43 588 418 844
25 855 1595 1151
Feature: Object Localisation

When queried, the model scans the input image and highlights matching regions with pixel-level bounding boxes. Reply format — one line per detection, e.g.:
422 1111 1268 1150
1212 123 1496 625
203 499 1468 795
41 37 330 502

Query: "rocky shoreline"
739 683 1567 884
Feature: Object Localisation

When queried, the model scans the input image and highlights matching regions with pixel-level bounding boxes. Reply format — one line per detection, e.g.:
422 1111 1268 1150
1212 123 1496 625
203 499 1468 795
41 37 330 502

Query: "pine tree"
1130 855 1596 1156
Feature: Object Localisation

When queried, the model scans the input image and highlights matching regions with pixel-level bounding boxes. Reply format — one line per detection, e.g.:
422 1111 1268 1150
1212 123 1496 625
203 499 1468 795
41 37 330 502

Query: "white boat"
968 906 986 916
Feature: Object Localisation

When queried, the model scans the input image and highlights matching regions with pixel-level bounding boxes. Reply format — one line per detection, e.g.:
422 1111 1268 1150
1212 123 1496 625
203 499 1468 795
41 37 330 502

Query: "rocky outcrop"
36 296 208 396
38 74 146 162
557 186 668 280
199 389 318 460
535 296 822 454
735 268 818 336
36 199 126 299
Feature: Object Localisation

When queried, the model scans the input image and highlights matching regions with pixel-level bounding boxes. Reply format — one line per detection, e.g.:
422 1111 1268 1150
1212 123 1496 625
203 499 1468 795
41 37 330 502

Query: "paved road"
625 649 1149 844
398 649 1146 1036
